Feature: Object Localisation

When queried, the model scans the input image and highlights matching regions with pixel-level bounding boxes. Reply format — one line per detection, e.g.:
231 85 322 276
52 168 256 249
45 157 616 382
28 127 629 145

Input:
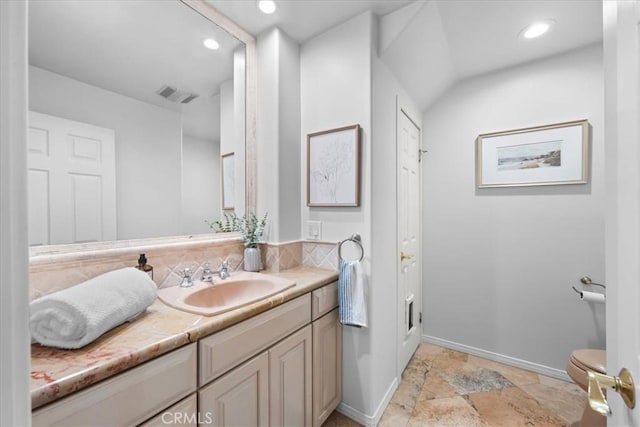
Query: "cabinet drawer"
311 281 338 320
199 293 311 385
32 343 197 427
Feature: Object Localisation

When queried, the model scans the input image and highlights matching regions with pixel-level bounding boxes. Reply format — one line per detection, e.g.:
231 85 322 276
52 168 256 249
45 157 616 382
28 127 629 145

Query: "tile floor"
322 343 588 426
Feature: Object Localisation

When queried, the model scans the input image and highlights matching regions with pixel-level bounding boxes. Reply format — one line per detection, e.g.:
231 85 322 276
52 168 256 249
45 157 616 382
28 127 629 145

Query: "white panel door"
28 112 116 245
397 108 422 373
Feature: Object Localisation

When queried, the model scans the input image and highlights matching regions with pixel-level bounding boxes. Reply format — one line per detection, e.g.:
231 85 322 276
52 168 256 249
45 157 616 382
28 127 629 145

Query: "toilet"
566 349 607 427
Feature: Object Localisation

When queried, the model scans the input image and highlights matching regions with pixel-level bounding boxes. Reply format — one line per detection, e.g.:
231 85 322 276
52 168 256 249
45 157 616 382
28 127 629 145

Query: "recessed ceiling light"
203 38 220 50
520 19 555 39
258 0 276 14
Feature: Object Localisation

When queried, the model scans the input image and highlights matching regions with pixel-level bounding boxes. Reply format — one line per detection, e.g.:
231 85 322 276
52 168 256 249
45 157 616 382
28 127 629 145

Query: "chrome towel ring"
338 234 364 262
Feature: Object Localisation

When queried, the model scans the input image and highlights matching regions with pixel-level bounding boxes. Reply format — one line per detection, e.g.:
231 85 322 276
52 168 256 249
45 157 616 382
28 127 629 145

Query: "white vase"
244 247 260 272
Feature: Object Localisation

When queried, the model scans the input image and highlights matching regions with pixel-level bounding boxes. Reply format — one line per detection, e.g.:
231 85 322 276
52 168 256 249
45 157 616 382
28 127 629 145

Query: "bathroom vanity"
31 267 341 427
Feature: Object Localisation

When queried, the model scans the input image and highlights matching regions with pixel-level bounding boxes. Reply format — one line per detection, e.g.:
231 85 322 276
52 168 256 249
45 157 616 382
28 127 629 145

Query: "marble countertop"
31 266 338 410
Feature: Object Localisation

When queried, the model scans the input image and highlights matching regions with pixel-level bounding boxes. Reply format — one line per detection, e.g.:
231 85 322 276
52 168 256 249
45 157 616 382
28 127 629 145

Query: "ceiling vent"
156 85 200 104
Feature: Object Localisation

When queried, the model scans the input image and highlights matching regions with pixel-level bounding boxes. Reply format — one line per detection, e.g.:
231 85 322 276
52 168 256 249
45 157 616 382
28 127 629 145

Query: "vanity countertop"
30 266 338 410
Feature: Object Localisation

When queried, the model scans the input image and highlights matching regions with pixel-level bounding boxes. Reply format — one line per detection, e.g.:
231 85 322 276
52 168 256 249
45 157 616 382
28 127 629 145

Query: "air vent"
156 85 200 104
181 93 199 104
157 85 176 98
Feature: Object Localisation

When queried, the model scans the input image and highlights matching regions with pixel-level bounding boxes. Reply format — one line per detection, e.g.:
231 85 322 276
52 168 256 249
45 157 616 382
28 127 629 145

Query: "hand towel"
338 259 368 328
30 267 157 349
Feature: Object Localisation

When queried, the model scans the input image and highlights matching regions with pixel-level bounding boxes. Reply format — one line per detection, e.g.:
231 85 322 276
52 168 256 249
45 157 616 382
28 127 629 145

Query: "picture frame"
307 124 361 207
221 152 235 210
476 119 589 188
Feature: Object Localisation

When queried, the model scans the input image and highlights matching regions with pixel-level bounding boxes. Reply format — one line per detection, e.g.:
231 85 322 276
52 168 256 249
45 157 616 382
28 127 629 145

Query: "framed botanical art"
307 124 361 207
476 119 589 188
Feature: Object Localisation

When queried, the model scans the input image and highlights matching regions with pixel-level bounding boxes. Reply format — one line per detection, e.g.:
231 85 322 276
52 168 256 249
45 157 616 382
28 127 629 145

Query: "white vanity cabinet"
32 280 342 427
199 325 313 427
197 282 341 427
197 294 313 427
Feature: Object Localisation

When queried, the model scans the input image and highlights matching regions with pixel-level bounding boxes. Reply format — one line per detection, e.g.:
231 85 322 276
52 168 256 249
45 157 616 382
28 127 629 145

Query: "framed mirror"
27 0 255 252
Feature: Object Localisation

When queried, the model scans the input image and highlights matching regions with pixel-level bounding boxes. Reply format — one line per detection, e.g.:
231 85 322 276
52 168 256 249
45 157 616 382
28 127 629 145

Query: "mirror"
27 0 255 248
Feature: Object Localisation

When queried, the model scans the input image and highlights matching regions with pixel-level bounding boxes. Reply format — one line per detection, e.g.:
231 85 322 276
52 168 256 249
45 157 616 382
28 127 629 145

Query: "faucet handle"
179 268 194 288
220 260 228 269
201 263 214 282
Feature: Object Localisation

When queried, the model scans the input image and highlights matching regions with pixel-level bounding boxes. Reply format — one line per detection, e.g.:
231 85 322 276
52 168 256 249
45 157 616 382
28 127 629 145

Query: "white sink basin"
157 271 296 316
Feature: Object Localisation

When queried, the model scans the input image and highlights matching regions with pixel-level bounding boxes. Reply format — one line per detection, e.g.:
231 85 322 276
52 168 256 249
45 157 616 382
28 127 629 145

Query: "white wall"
301 13 371 244
256 27 301 242
371 14 423 405
422 44 605 373
277 29 302 242
182 135 220 235
369 40 421 427
301 11 391 424
29 66 183 240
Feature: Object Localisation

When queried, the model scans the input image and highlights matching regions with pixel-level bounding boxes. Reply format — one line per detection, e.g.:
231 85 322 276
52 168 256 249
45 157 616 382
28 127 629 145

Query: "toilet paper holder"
580 276 606 288
572 275 607 294
572 276 606 303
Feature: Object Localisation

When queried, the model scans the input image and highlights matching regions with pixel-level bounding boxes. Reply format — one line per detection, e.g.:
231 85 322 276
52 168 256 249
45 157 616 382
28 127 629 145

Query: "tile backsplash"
302 241 339 270
29 236 338 301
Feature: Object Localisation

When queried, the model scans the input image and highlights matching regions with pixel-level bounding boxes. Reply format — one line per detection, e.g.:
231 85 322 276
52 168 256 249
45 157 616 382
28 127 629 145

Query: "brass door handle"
400 252 414 262
587 368 635 416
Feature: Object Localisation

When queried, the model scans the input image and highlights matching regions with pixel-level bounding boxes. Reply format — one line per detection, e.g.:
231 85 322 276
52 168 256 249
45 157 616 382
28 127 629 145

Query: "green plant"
206 211 241 233
239 212 268 248
207 212 267 248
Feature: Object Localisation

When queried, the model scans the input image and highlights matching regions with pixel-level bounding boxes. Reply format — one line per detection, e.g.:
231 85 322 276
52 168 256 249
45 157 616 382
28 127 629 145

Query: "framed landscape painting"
476 120 589 188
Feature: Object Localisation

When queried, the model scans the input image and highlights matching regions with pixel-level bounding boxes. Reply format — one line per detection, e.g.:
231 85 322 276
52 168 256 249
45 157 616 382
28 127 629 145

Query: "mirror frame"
183 0 256 215
29 0 256 257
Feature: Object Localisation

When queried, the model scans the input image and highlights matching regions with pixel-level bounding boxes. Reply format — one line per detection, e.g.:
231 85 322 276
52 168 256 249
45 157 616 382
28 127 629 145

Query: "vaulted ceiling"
211 0 603 111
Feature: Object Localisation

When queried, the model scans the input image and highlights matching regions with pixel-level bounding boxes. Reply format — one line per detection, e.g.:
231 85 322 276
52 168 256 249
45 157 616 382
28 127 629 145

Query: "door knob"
400 252 414 262
587 368 635 416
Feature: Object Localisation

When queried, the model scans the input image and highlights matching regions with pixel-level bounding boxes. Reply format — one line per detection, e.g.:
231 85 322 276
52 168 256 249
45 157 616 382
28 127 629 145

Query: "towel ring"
339 234 364 262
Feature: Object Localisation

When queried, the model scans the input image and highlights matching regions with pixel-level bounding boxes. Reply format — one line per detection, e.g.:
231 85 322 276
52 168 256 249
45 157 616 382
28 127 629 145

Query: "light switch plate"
306 221 322 240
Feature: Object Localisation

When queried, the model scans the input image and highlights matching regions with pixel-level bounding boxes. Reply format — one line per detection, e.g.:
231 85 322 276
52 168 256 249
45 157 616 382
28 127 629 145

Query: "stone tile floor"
322 343 587 426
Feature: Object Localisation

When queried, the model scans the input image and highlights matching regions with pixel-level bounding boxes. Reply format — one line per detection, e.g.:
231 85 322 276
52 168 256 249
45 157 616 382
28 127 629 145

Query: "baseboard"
422 335 572 382
336 376 399 427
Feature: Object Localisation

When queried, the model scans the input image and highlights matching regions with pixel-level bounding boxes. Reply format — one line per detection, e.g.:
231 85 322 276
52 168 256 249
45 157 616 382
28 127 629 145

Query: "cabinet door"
312 309 342 427
198 352 268 427
269 325 312 427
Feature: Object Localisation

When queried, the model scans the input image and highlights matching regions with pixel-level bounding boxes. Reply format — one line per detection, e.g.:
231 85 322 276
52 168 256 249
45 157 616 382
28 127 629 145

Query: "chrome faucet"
201 261 230 282
179 268 194 288
214 261 230 280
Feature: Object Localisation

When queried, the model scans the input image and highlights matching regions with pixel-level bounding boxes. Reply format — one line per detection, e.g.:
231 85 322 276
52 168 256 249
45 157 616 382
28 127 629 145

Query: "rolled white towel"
30 267 157 349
